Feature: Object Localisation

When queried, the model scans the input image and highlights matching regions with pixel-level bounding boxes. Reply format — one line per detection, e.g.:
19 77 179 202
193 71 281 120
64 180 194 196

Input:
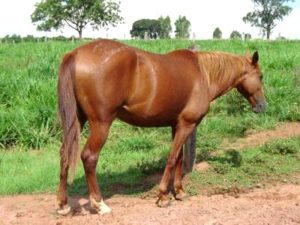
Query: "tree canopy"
130 19 161 39
158 16 172 39
244 33 252 40
174 16 191 39
230 30 242 39
213 27 222 39
243 0 293 39
31 0 123 38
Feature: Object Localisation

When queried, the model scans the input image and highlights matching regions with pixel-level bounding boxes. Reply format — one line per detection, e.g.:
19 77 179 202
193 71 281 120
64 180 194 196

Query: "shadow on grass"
209 149 243 167
69 157 166 199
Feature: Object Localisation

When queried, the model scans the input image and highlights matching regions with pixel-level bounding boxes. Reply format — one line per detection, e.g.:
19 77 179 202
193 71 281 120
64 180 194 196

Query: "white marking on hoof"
99 200 112 215
57 205 71 215
90 197 112 215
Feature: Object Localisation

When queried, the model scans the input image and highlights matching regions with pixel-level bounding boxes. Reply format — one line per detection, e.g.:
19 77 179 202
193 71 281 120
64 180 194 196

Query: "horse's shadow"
66 158 165 214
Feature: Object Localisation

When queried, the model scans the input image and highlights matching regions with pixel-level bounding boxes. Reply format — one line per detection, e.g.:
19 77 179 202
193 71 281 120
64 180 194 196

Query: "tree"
158 16 172 39
230 30 242 39
243 0 293 39
31 0 123 39
244 33 252 40
175 16 191 39
3 34 22 43
130 19 161 39
213 27 222 39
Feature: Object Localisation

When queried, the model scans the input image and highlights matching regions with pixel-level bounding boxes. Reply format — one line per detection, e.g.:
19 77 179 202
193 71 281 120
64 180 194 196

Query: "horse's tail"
58 52 80 183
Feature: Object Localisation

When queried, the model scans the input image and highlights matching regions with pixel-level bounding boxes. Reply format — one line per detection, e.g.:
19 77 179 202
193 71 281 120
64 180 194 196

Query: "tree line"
3 0 294 40
212 28 252 40
130 16 191 39
0 34 88 43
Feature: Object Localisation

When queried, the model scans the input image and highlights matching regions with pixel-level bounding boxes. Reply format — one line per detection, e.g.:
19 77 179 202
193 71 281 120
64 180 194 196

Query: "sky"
0 0 300 40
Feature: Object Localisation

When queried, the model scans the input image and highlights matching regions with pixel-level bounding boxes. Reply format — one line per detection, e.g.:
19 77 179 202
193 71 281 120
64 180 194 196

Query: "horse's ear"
252 51 259 65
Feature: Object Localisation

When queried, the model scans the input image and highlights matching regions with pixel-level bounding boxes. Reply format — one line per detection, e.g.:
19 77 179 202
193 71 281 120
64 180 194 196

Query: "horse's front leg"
173 148 186 200
173 128 197 200
156 121 196 207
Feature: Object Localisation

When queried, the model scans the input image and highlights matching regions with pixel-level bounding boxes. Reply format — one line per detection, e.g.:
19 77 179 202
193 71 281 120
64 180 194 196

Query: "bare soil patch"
1 183 300 225
222 122 300 150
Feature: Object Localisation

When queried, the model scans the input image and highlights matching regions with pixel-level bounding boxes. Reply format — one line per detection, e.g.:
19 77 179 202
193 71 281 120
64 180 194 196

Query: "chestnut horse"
57 39 266 215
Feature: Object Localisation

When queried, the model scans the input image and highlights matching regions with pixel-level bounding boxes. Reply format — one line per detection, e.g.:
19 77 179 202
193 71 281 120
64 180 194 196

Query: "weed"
262 138 299 155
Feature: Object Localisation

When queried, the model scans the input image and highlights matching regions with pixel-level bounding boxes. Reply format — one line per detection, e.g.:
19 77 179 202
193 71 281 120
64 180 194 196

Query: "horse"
57 39 266 215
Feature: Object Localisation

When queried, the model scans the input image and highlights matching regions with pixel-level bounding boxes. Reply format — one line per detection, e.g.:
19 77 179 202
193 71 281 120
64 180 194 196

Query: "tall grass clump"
0 41 81 148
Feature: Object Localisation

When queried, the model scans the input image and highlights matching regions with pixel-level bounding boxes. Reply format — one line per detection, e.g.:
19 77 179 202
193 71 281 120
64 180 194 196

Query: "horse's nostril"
258 101 267 113
253 100 267 113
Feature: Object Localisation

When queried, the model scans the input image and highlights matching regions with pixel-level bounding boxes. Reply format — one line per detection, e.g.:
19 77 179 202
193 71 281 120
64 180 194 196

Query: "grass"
187 136 300 195
0 39 300 195
0 138 169 196
1 135 299 196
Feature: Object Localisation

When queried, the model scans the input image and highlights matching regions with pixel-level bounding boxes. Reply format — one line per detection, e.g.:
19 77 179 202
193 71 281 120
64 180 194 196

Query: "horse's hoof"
174 189 187 201
90 197 112 215
57 204 71 216
99 200 112 215
156 195 171 208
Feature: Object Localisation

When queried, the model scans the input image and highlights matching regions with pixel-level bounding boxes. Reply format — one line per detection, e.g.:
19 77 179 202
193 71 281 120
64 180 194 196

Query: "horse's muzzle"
253 100 267 113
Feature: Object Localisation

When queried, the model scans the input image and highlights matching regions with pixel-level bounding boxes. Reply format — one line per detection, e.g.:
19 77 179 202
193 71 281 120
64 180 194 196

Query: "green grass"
0 136 169 196
1 135 299 196
0 39 300 195
187 136 300 195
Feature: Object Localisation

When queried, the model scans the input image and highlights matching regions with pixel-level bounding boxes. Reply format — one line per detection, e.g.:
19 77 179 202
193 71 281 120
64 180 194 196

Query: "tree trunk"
78 29 83 39
266 26 271 40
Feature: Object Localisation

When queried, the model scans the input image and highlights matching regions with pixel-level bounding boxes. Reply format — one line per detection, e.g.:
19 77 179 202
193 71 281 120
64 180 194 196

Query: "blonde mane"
196 52 248 85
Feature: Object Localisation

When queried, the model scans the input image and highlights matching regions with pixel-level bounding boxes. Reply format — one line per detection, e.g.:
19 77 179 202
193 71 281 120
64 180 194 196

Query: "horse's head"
236 51 267 113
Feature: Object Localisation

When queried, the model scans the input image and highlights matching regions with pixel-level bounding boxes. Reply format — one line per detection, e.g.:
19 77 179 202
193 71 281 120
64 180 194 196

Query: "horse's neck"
208 73 239 101
197 52 245 101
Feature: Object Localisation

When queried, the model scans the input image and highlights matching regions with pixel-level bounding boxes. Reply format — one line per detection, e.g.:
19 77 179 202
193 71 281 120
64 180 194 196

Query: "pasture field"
0 39 300 195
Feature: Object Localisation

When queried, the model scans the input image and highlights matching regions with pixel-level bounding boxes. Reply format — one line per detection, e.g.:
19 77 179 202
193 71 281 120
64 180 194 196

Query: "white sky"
0 0 299 39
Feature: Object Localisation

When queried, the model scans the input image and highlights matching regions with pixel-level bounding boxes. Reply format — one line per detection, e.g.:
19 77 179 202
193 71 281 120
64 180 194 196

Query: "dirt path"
1 122 300 225
222 122 300 150
1 183 300 225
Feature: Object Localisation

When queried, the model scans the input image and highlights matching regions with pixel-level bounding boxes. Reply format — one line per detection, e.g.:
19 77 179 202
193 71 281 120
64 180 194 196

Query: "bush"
210 150 243 174
262 139 299 155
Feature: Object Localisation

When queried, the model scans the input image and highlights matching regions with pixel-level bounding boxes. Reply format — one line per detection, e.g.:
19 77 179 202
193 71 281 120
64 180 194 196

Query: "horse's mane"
196 52 248 85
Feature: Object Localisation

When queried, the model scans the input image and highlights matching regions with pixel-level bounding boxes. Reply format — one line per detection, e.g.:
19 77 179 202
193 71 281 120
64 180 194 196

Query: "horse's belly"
116 106 176 127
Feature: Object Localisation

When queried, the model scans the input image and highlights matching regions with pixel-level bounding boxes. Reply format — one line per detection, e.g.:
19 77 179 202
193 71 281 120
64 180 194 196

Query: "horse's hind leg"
57 145 71 215
81 119 112 214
